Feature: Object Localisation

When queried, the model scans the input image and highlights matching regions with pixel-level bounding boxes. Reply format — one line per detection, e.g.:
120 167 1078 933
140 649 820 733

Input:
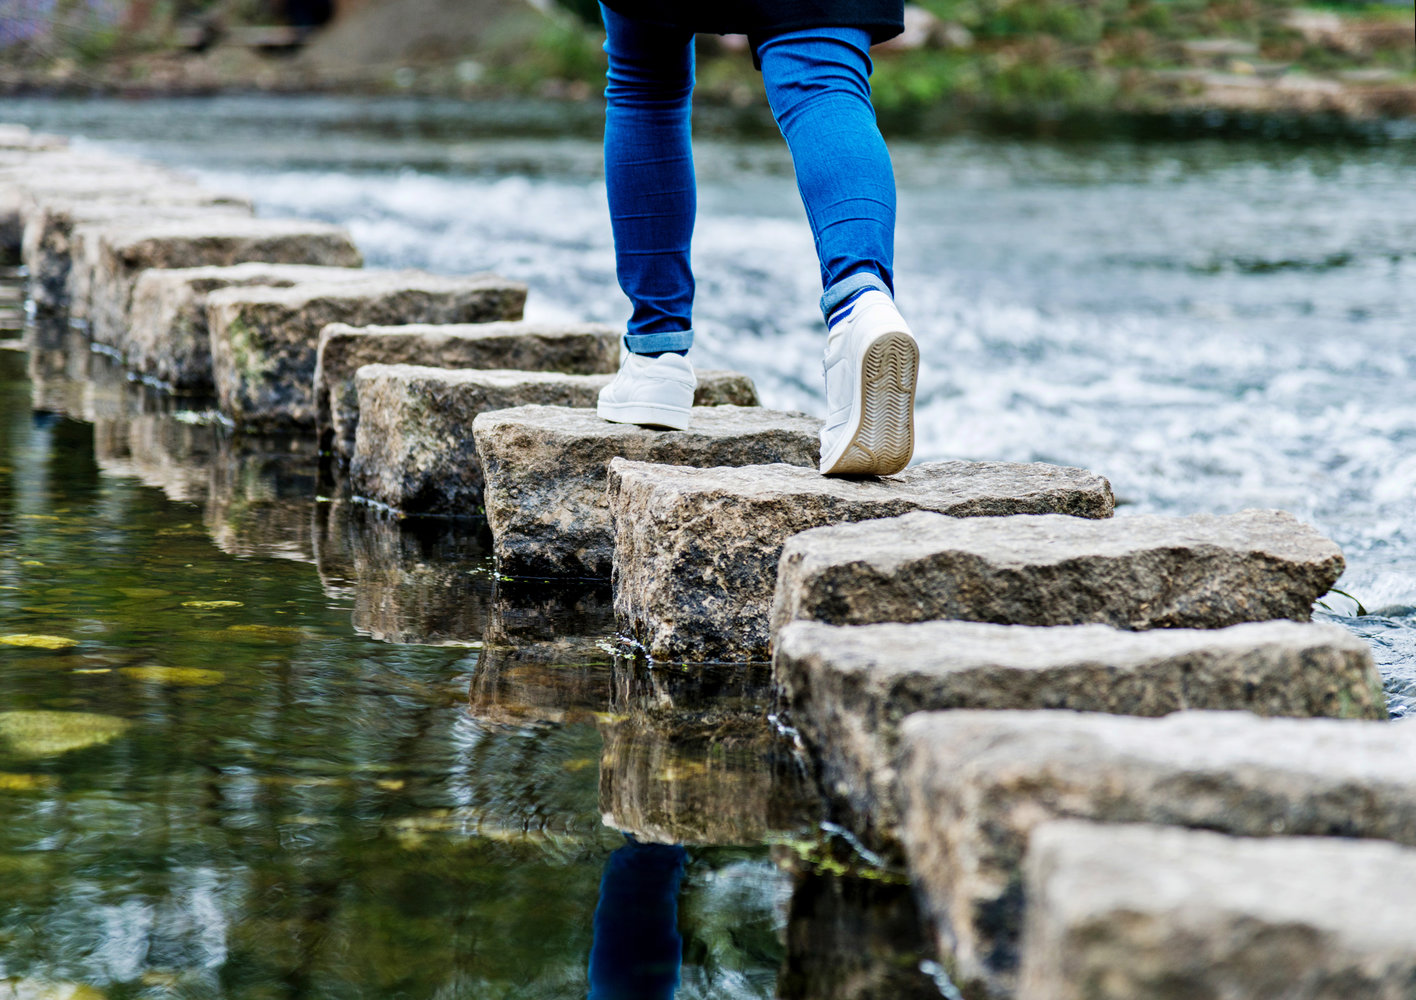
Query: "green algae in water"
118 666 225 686
0 711 132 759
0 634 78 650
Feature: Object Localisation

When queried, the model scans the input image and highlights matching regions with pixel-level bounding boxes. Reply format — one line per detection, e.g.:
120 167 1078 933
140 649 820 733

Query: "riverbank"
1 0 1412 137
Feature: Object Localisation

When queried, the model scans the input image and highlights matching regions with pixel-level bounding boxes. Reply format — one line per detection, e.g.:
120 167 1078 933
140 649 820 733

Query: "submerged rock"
74 214 362 346
896 710 1416 1000
350 364 761 514
773 619 1385 856
772 508 1345 637
0 710 133 758
476 405 821 579
1019 821 1416 1000
315 320 622 459
208 274 526 430
609 460 1114 663
126 262 374 391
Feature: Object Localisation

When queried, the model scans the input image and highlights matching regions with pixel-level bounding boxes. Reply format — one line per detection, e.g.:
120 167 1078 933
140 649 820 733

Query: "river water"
1 95 1414 997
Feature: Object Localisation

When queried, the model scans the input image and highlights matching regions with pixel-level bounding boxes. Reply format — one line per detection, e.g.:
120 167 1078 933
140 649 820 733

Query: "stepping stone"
21 189 253 316
896 710 1416 1000
772 508 1345 638
71 214 363 345
2 152 193 255
208 273 526 430
609 460 1115 663
774 619 1385 855
125 263 375 391
350 364 762 513
314 320 620 459
476 405 821 579
1019 821 1416 1000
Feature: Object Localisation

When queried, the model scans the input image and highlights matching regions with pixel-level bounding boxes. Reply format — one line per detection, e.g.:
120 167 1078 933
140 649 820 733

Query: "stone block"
896 710 1416 999
1019 821 1416 1000
610 461 1115 663
774 619 1385 855
349 364 762 514
475 405 820 579
125 263 373 391
208 274 527 430
315 320 623 458
20 190 252 316
772 508 1345 638
1 151 180 251
72 215 363 345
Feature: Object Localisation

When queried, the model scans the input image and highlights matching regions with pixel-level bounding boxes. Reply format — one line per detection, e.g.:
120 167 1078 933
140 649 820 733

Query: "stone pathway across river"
3 121 1411 1000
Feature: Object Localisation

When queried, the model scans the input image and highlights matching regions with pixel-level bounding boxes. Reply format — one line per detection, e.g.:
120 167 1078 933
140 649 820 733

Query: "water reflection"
589 838 689 1000
0 309 942 997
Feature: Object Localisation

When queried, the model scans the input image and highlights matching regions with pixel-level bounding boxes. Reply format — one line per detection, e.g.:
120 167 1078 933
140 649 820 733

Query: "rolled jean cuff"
625 329 693 354
820 272 891 321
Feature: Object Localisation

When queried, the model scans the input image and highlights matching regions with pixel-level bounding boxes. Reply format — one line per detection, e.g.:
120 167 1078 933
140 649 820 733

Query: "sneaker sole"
820 330 918 476
597 399 692 431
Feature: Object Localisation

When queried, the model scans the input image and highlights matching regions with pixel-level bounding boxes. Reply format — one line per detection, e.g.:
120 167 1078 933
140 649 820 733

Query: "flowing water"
1 95 1414 998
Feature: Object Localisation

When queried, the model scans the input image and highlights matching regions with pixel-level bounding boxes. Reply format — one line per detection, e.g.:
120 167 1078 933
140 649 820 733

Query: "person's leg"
756 27 896 322
601 2 697 357
757 28 918 475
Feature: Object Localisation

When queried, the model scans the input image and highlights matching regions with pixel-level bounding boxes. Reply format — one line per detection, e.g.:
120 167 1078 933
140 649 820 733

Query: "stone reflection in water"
600 658 817 847
315 498 495 644
776 851 945 1000
204 432 320 562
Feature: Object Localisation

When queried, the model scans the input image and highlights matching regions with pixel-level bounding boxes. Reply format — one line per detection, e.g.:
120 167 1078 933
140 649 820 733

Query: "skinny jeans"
601 4 897 355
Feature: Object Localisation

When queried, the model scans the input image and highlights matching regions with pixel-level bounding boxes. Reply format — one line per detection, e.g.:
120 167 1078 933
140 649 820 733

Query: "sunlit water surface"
1 94 1414 998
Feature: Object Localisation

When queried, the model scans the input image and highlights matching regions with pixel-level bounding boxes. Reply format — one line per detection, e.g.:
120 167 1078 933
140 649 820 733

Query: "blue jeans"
601 5 897 355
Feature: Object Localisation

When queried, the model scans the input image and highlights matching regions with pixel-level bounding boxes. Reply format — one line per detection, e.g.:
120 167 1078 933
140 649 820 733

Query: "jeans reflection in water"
588 836 689 1000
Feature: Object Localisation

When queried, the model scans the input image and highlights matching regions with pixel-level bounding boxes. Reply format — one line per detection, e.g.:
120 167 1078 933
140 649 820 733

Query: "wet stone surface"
476 405 822 579
209 274 527 430
1019 821 1416 1000
315 320 622 459
774 619 1386 856
772 508 1346 638
350 363 761 514
608 459 1115 663
896 710 1416 1000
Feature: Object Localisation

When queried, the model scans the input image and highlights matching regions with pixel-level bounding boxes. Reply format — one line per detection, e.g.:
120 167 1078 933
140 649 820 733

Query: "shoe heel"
824 331 918 476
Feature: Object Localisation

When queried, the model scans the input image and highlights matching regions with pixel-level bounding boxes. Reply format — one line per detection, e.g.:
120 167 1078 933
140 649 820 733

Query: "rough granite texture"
315 320 623 458
208 274 527 430
74 214 362 345
476 405 822 579
772 508 1346 638
896 710 1416 1000
126 263 375 391
349 364 762 513
1019 821 1416 1000
774 619 1385 856
21 191 253 315
609 460 1116 663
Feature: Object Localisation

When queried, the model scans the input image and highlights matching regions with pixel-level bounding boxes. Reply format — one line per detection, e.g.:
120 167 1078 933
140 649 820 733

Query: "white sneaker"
819 289 919 476
596 351 696 430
